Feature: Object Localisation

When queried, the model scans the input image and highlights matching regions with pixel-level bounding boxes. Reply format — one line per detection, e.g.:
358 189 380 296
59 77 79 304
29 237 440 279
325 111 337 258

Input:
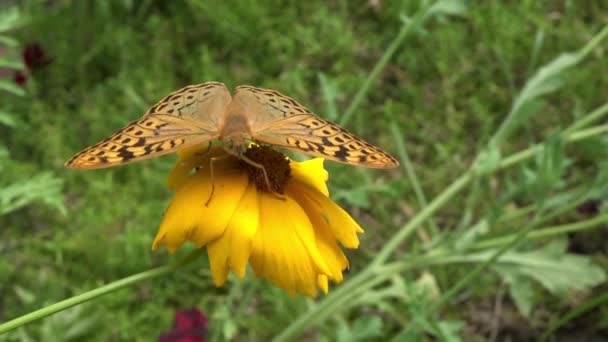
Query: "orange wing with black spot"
65 82 231 169
234 85 399 168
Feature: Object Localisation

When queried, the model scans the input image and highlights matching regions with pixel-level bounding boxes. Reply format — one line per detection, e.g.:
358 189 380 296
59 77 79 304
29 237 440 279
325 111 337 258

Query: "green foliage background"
2 1 608 340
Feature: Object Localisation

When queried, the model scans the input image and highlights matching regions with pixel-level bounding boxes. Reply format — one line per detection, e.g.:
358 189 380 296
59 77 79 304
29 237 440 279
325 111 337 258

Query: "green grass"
2 1 608 340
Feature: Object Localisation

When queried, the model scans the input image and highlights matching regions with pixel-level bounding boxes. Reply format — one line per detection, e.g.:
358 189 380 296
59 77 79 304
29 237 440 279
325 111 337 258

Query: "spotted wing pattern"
235 85 399 168
65 82 231 169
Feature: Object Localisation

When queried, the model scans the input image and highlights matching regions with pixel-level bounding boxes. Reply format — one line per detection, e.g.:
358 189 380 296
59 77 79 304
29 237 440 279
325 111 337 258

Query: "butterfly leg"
195 142 213 157
205 154 230 207
239 154 286 201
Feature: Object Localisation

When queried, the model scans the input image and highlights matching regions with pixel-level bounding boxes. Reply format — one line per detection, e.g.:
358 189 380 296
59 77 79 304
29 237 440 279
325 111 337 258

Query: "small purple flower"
578 199 601 217
159 308 208 342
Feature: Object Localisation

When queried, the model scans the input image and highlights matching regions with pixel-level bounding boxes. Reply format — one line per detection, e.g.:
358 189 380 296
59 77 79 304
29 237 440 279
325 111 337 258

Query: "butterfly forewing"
65 82 231 169
234 86 399 168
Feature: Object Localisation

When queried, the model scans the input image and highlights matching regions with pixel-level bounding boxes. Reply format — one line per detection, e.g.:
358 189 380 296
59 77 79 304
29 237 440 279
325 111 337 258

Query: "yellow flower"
152 145 364 297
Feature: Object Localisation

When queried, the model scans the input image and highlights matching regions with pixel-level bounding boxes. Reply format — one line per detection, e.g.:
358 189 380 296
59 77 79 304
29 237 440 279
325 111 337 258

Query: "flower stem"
371 172 473 266
473 213 608 250
273 268 374 342
0 249 204 334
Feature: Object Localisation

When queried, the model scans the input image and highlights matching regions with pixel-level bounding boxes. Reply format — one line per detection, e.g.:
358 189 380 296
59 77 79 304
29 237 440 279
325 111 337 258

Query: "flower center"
239 145 291 194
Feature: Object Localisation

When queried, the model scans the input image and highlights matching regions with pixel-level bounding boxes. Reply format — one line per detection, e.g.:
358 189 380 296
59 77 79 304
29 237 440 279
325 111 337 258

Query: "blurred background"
2 1 608 340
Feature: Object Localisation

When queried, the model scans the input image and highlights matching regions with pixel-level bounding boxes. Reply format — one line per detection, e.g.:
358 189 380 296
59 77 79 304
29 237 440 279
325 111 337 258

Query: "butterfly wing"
66 82 231 169
234 85 399 168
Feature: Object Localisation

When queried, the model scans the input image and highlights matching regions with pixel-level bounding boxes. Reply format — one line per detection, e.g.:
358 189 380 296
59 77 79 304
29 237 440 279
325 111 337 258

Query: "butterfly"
65 81 399 169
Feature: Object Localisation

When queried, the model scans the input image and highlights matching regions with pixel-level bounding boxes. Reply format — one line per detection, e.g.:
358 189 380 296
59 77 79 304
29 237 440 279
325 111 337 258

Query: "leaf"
495 268 535 317
318 72 340 121
437 320 464 342
492 239 606 295
429 0 468 17
335 316 384 342
13 286 36 304
333 182 400 208
0 56 24 70
0 172 66 216
491 27 607 145
414 271 441 301
454 219 489 251
0 110 17 127
39 305 100 341
0 79 26 96
523 134 567 198
0 7 22 33
506 52 582 137
0 34 19 47
472 144 501 176
351 316 384 340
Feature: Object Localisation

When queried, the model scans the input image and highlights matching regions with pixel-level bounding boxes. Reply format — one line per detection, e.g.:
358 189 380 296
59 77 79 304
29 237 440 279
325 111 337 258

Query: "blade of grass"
339 1 435 127
390 123 440 237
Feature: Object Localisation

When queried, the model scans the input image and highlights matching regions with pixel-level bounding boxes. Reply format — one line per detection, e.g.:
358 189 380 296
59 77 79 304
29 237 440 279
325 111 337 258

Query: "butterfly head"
220 133 252 156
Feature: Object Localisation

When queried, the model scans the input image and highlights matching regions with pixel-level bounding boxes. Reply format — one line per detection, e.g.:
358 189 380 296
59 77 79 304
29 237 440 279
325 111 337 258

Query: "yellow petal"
317 275 329 294
290 158 329 197
167 146 235 190
288 182 363 248
207 183 260 285
152 170 249 252
249 194 331 297
312 211 350 283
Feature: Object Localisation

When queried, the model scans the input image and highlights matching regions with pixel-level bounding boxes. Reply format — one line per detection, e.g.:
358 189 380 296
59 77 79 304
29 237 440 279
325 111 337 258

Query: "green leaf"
335 316 384 342
0 79 26 96
0 110 17 127
13 286 36 304
0 172 66 216
495 268 535 317
414 271 441 301
0 56 24 70
472 144 501 175
333 182 400 208
0 34 19 47
454 219 489 251
437 320 464 342
429 0 468 17
491 26 608 146
0 7 21 32
39 306 100 341
351 316 384 340
492 240 606 295
318 72 340 121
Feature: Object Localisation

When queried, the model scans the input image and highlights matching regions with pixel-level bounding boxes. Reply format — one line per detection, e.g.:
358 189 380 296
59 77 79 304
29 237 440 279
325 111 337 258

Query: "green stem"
339 3 431 127
563 102 608 134
390 124 440 237
371 172 473 267
273 268 374 342
539 291 608 342
0 249 204 334
473 213 608 250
